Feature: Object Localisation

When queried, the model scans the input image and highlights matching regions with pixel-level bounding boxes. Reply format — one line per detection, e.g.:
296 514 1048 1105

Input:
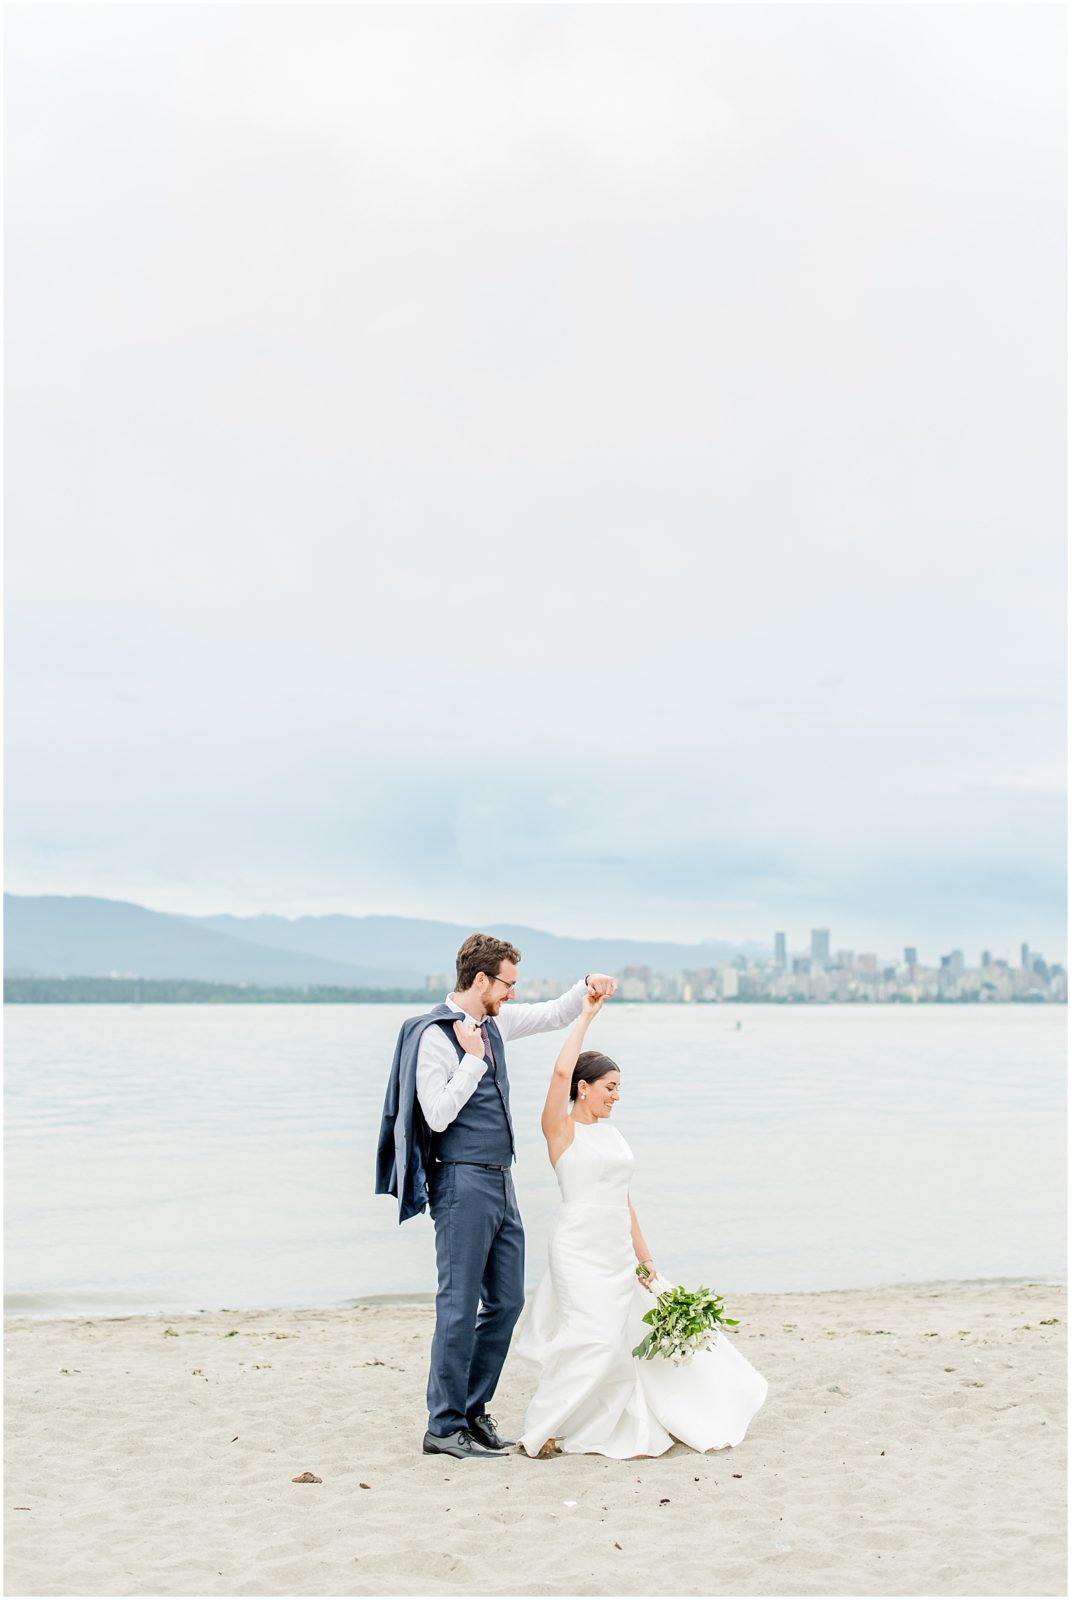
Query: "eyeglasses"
484 974 517 993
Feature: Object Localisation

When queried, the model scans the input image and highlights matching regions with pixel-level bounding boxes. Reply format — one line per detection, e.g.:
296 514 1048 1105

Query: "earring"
579 1090 587 1099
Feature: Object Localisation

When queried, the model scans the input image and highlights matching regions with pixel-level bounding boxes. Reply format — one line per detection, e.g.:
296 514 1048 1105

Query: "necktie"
480 1020 514 1155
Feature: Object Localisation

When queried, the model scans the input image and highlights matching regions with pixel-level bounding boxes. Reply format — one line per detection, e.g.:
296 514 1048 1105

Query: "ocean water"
4 1003 1065 1318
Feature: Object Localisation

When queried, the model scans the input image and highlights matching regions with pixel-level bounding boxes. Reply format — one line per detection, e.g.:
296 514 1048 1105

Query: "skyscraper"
774 931 787 969
904 947 918 966
811 928 831 966
1021 943 1031 968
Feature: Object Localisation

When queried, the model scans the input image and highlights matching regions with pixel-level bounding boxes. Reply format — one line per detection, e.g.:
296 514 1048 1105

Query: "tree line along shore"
3 976 1063 1004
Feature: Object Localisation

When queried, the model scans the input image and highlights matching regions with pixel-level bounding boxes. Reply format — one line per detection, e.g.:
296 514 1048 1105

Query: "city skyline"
767 927 1060 971
518 935 1066 1005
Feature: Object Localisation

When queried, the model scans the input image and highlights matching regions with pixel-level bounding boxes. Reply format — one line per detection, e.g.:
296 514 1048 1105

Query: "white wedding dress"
514 1120 768 1458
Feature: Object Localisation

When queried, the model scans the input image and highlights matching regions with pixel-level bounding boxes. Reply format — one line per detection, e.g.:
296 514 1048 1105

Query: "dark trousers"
426 1162 525 1435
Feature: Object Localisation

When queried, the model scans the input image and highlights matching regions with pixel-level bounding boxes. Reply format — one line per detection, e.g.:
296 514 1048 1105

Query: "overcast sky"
5 4 1066 960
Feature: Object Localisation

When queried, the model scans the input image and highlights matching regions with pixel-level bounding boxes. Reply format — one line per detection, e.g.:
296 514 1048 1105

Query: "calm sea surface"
4 1003 1066 1317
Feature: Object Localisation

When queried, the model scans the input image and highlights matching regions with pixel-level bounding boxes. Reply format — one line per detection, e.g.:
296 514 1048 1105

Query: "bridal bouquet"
631 1278 739 1366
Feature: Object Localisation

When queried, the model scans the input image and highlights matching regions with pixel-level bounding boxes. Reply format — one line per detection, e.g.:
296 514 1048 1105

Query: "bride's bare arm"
628 1199 658 1293
540 992 603 1149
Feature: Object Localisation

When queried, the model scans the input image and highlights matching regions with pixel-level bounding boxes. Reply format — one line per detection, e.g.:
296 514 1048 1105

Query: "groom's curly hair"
455 933 522 992
571 1051 620 1103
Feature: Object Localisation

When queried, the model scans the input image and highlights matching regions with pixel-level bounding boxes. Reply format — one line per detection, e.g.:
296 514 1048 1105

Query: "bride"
514 993 768 1458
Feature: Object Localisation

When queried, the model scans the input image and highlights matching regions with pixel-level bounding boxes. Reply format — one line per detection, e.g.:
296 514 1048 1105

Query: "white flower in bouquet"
631 1278 740 1365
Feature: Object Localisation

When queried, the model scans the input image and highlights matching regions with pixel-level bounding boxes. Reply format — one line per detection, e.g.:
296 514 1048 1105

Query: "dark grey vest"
433 1016 515 1165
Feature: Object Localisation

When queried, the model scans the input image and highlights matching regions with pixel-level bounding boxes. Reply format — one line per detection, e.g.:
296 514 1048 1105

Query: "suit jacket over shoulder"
375 1005 459 1223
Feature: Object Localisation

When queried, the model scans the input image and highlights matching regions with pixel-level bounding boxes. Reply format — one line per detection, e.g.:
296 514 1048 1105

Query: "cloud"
4 4 1065 956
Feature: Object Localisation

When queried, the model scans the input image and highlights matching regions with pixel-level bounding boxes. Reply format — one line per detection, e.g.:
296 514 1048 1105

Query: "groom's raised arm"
497 974 616 1042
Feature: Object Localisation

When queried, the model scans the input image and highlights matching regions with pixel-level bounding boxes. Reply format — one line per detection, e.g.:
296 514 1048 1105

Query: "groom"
376 932 617 1458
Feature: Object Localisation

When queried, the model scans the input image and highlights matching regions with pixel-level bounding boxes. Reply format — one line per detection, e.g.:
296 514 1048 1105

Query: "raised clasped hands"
586 973 617 1000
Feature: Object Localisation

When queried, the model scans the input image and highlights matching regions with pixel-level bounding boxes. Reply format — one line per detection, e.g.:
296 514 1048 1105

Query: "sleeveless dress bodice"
554 1121 634 1206
514 1116 768 1459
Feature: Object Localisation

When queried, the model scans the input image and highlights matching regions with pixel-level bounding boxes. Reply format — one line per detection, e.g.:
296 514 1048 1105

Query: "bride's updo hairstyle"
570 1050 620 1103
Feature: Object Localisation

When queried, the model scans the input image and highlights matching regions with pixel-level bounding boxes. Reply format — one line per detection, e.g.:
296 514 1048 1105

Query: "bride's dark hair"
570 1050 620 1103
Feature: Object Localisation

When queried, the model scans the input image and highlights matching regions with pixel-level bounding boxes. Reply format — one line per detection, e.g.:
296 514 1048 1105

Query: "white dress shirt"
415 980 589 1134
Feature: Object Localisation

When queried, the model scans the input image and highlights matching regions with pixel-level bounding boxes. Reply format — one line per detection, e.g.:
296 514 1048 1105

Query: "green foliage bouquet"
632 1277 739 1366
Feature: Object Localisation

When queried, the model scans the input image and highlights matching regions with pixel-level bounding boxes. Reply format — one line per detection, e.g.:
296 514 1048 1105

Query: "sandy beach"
4 1280 1065 1598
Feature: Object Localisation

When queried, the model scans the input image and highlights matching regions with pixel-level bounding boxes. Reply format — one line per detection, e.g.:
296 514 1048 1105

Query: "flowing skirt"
514 1200 768 1459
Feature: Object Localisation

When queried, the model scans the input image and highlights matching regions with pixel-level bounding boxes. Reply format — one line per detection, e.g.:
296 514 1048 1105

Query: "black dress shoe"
466 1412 516 1451
422 1428 508 1459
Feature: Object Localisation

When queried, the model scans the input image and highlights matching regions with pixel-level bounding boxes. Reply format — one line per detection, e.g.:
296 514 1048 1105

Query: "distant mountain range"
4 894 758 988
3 896 422 988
